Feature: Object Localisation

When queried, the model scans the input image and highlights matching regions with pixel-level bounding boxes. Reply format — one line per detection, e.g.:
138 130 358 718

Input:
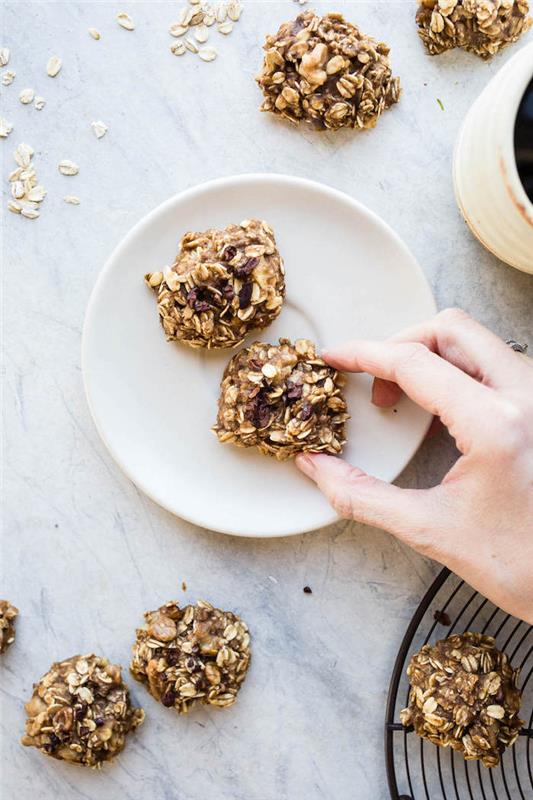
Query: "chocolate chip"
222 245 237 262
433 609 451 626
79 726 90 737
248 358 263 371
73 703 87 722
303 586 312 594
194 299 210 313
94 717 105 727
186 657 201 673
161 689 177 707
286 380 303 401
46 733 61 752
238 282 253 309
222 283 234 301
234 256 258 279
186 288 198 307
300 402 313 421
245 391 270 429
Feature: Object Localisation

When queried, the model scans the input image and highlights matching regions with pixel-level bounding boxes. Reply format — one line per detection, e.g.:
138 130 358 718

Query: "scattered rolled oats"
1 70 15 86
198 47 217 61
170 23 189 37
400 633 523 768
0 600 18 653
213 338 349 460
145 219 285 349
7 144 45 220
88 27 101 40
34 96 46 111
91 120 108 139
21 654 144 767
130 600 251 713
0 48 9 67
19 88 35 105
194 25 209 43
257 11 401 131
117 12 135 31
416 0 532 57
58 159 79 176
64 195 81 204
46 55 62 77
185 37 199 53
0 116 13 138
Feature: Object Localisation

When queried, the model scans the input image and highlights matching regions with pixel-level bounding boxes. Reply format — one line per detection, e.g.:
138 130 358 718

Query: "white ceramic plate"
82 174 436 537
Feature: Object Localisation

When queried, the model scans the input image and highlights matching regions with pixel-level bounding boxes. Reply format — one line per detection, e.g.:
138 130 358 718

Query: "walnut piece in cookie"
416 0 532 58
212 338 349 460
21 654 144 767
256 11 400 131
400 632 523 768
0 599 18 653
130 599 251 713
145 219 285 349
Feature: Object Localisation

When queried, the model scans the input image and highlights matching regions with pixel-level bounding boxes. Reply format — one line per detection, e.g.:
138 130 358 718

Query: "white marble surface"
2 2 532 799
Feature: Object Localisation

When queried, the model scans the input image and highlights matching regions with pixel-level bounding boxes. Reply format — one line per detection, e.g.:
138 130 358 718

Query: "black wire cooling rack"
385 568 533 800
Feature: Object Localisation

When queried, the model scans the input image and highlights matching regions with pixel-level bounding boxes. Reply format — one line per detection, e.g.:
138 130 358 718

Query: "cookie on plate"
0 599 18 654
145 219 285 349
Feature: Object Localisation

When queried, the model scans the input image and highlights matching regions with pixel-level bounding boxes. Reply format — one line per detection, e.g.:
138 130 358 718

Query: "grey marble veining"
1 2 532 799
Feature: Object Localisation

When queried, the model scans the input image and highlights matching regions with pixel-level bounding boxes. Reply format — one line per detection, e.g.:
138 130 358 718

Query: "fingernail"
295 453 316 479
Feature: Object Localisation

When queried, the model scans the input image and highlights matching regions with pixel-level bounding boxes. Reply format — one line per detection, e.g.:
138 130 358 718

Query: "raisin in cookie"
213 338 349 460
21 654 144 767
257 11 400 131
145 219 285 349
130 599 251 713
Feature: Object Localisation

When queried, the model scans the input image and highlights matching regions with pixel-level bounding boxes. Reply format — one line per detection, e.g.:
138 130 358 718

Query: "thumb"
296 453 436 544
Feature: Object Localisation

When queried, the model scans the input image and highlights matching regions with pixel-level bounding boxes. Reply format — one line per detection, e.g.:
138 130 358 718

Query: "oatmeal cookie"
416 0 532 58
0 599 18 653
130 599 251 713
256 11 400 131
21 654 144 767
212 338 349 460
145 219 285 349
400 632 523 767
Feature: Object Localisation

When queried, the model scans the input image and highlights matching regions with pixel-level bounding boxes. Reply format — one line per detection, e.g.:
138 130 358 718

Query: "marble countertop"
2 2 532 799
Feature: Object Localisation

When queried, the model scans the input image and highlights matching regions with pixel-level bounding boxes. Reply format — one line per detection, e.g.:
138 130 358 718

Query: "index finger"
324 340 496 450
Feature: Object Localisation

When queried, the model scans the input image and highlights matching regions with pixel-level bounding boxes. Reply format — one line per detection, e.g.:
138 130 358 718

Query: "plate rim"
81 172 437 538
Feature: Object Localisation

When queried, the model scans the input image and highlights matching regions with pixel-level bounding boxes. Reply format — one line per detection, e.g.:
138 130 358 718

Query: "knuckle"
395 342 430 374
484 400 528 458
436 307 469 326
330 490 354 519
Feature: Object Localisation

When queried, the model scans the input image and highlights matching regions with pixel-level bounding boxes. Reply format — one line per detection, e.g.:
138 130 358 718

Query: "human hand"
296 309 533 624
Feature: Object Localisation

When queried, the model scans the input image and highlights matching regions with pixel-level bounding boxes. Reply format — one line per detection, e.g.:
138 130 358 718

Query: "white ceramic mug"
453 42 533 274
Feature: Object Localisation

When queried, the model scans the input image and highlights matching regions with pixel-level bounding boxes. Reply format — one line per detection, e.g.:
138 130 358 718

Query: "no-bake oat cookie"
145 219 285 349
256 11 400 131
213 338 349 460
21 654 144 767
400 632 523 768
416 0 532 58
130 599 251 713
0 599 18 653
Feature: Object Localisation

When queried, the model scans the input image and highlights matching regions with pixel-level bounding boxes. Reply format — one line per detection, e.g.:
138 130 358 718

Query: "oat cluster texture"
0 599 18 653
145 219 285 349
400 633 523 768
130 600 251 713
416 0 532 57
256 11 401 130
21 655 145 767
213 338 349 460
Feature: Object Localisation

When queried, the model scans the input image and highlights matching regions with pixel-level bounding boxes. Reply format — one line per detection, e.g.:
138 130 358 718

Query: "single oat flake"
64 195 81 204
34 96 46 111
91 120 108 139
58 159 79 176
0 48 10 67
88 27 101 40
19 88 35 105
0 116 13 138
1 70 15 86
198 47 217 61
46 55 62 77
117 12 135 31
